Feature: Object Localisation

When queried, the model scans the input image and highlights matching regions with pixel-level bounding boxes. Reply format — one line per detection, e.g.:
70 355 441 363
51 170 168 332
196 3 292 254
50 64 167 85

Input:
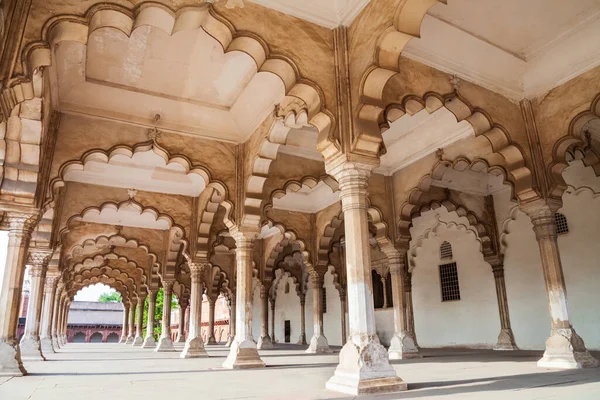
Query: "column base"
205 335 217 345
61 335 67 346
223 339 265 369
326 336 406 395
52 336 60 349
154 337 175 352
225 336 233 347
19 337 46 361
132 336 143 346
494 328 518 351
141 336 156 348
257 335 274 349
40 337 55 354
175 335 186 344
297 334 307 345
0 341 27 376
305 334 332 354
388 332 421 360
119 336 127 344
537 329 599 369
125 336 134 344
180 337 209 358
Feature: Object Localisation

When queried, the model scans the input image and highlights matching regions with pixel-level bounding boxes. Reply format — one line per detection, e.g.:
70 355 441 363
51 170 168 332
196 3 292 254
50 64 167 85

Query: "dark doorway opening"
284 320 291 343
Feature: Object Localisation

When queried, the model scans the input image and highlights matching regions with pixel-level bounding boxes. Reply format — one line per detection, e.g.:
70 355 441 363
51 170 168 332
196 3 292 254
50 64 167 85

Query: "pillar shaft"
120 305 129 343
223 231 264 369
526 204 598 368
405 272 417 342
142 291 157 348
175 302 187 343
40 273 58 354
225 296 236 347
181 263 207 358
51 286 63 349
206 298 217 344
306 271 330 353
155 280 175 352
325 161 405 395
0 213 35 376
257 285 273 349
126 303 135 344
269 299 275 343
132 296 145 346
485 255 518 350
298 294 307 345
339 289 347 345
20 259 47 360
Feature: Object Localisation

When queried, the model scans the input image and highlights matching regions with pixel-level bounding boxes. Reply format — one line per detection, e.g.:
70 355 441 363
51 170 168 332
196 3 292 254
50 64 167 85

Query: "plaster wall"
409 211 500 348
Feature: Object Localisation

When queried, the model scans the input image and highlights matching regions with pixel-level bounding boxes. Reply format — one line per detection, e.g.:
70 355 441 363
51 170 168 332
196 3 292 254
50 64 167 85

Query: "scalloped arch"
263 221 312 281
263 174 339 216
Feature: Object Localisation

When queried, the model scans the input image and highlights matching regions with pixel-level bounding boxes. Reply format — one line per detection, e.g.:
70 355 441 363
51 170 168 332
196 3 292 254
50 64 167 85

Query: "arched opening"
73 332 86 343
90 332 103 343
106 333 119 343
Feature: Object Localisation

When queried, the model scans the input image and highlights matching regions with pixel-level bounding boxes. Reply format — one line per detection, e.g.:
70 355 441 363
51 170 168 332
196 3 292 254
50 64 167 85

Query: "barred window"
555 213 569 235
439 262 461 301
440 241 453 260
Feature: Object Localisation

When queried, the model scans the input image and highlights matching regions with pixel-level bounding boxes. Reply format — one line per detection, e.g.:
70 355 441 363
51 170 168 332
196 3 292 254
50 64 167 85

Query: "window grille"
439 262 461 302
555 213 569 235
440 241 453 260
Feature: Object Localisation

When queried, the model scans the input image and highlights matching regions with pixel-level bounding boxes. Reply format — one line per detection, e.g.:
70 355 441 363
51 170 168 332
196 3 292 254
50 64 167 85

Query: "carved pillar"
404 271 417 346
485 255 518 350
126 301 135 344
132 295 146 346
386 250 419 359
269 298 275 343
55 295 65 347
142 291 157 348
40 271 59 354
297 293 307 345
339 288 347 345
257 285 273 349
206 298 218 345
225 295 235 347
325 161 405 394
155 280 176 352
223 230 265 369
306 270 331 353
525 203 598 368
0 213 35 376
120 304 130 344
20 251 51 361
380 274 388 309
61 299 70 345
181 263 208 358
175 300 188 343
51 284 63 349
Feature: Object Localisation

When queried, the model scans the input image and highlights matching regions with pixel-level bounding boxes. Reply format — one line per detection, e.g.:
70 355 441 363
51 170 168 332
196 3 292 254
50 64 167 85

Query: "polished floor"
1 343 599 399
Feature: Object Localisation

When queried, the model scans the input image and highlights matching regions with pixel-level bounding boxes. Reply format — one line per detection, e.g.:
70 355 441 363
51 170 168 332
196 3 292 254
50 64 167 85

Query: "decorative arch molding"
196 186 235 260
408 219 484 272
397 157 519 247
67 280 130 305
66 275 135 302
67 252 150 289
263 174 339 216
207 265 232 300
551 93 600 199
245 110 334 228
263 221 312 281
271 261 303 299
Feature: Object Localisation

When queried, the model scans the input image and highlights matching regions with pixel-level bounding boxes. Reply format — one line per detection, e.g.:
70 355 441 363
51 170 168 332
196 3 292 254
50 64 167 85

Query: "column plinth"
257 285 273 349
155 280 175 352
325 161 405 395
142 291 157 348
525 203 598 369
0 213 36 376
181 263 208 358
223 231 264 369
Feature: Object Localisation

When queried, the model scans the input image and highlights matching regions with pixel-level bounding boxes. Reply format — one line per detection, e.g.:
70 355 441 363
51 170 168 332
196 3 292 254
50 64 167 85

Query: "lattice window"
440 241 453 260
322 287 327 313
439 262 461 302
555 213 569 235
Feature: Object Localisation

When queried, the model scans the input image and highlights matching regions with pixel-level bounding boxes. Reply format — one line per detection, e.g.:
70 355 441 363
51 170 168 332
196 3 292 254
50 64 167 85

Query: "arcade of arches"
0 0 600 396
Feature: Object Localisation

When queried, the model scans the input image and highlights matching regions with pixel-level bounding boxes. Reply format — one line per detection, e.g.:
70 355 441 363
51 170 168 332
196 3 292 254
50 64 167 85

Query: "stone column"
525 203 598 368
306 270 331 353
51 284 63 349
257 285 273 349
20 252 50 361
0 213 35 376
297 293 307 345
155 280 175 352
55 296 65 347
142 291 157 348
175 300 188 343
120 304 130 344
126 301 135 344
405 272 417 346
60 299 70 345
181 263 208 358
380 274 388 309
223 230 265 369
225 295 235 347
339 288 347 344
385 251 419 359
325 161 406 395
132 295 146 346
205 298 218 345
485 255 518 350
40 271 59 354
270 298 275 343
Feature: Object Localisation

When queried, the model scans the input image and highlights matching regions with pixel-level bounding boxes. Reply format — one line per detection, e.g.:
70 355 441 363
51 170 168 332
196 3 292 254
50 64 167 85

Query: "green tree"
98 291 122 303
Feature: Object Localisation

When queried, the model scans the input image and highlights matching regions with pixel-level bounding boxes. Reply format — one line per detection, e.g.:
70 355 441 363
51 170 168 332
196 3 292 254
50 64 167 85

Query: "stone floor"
1 343 599 399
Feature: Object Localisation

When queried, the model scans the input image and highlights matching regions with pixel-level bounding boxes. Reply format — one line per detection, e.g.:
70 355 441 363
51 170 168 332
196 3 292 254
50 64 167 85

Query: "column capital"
520 198 562 241
326 161 374 212
161 279 176 293
189 262 208 282
27 250 52 269
259 284 267 299
5 211 39 234
44 272 60 293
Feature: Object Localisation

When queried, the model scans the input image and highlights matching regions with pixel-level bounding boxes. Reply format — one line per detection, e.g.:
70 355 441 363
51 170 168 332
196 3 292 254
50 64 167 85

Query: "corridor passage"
1 344 599 400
